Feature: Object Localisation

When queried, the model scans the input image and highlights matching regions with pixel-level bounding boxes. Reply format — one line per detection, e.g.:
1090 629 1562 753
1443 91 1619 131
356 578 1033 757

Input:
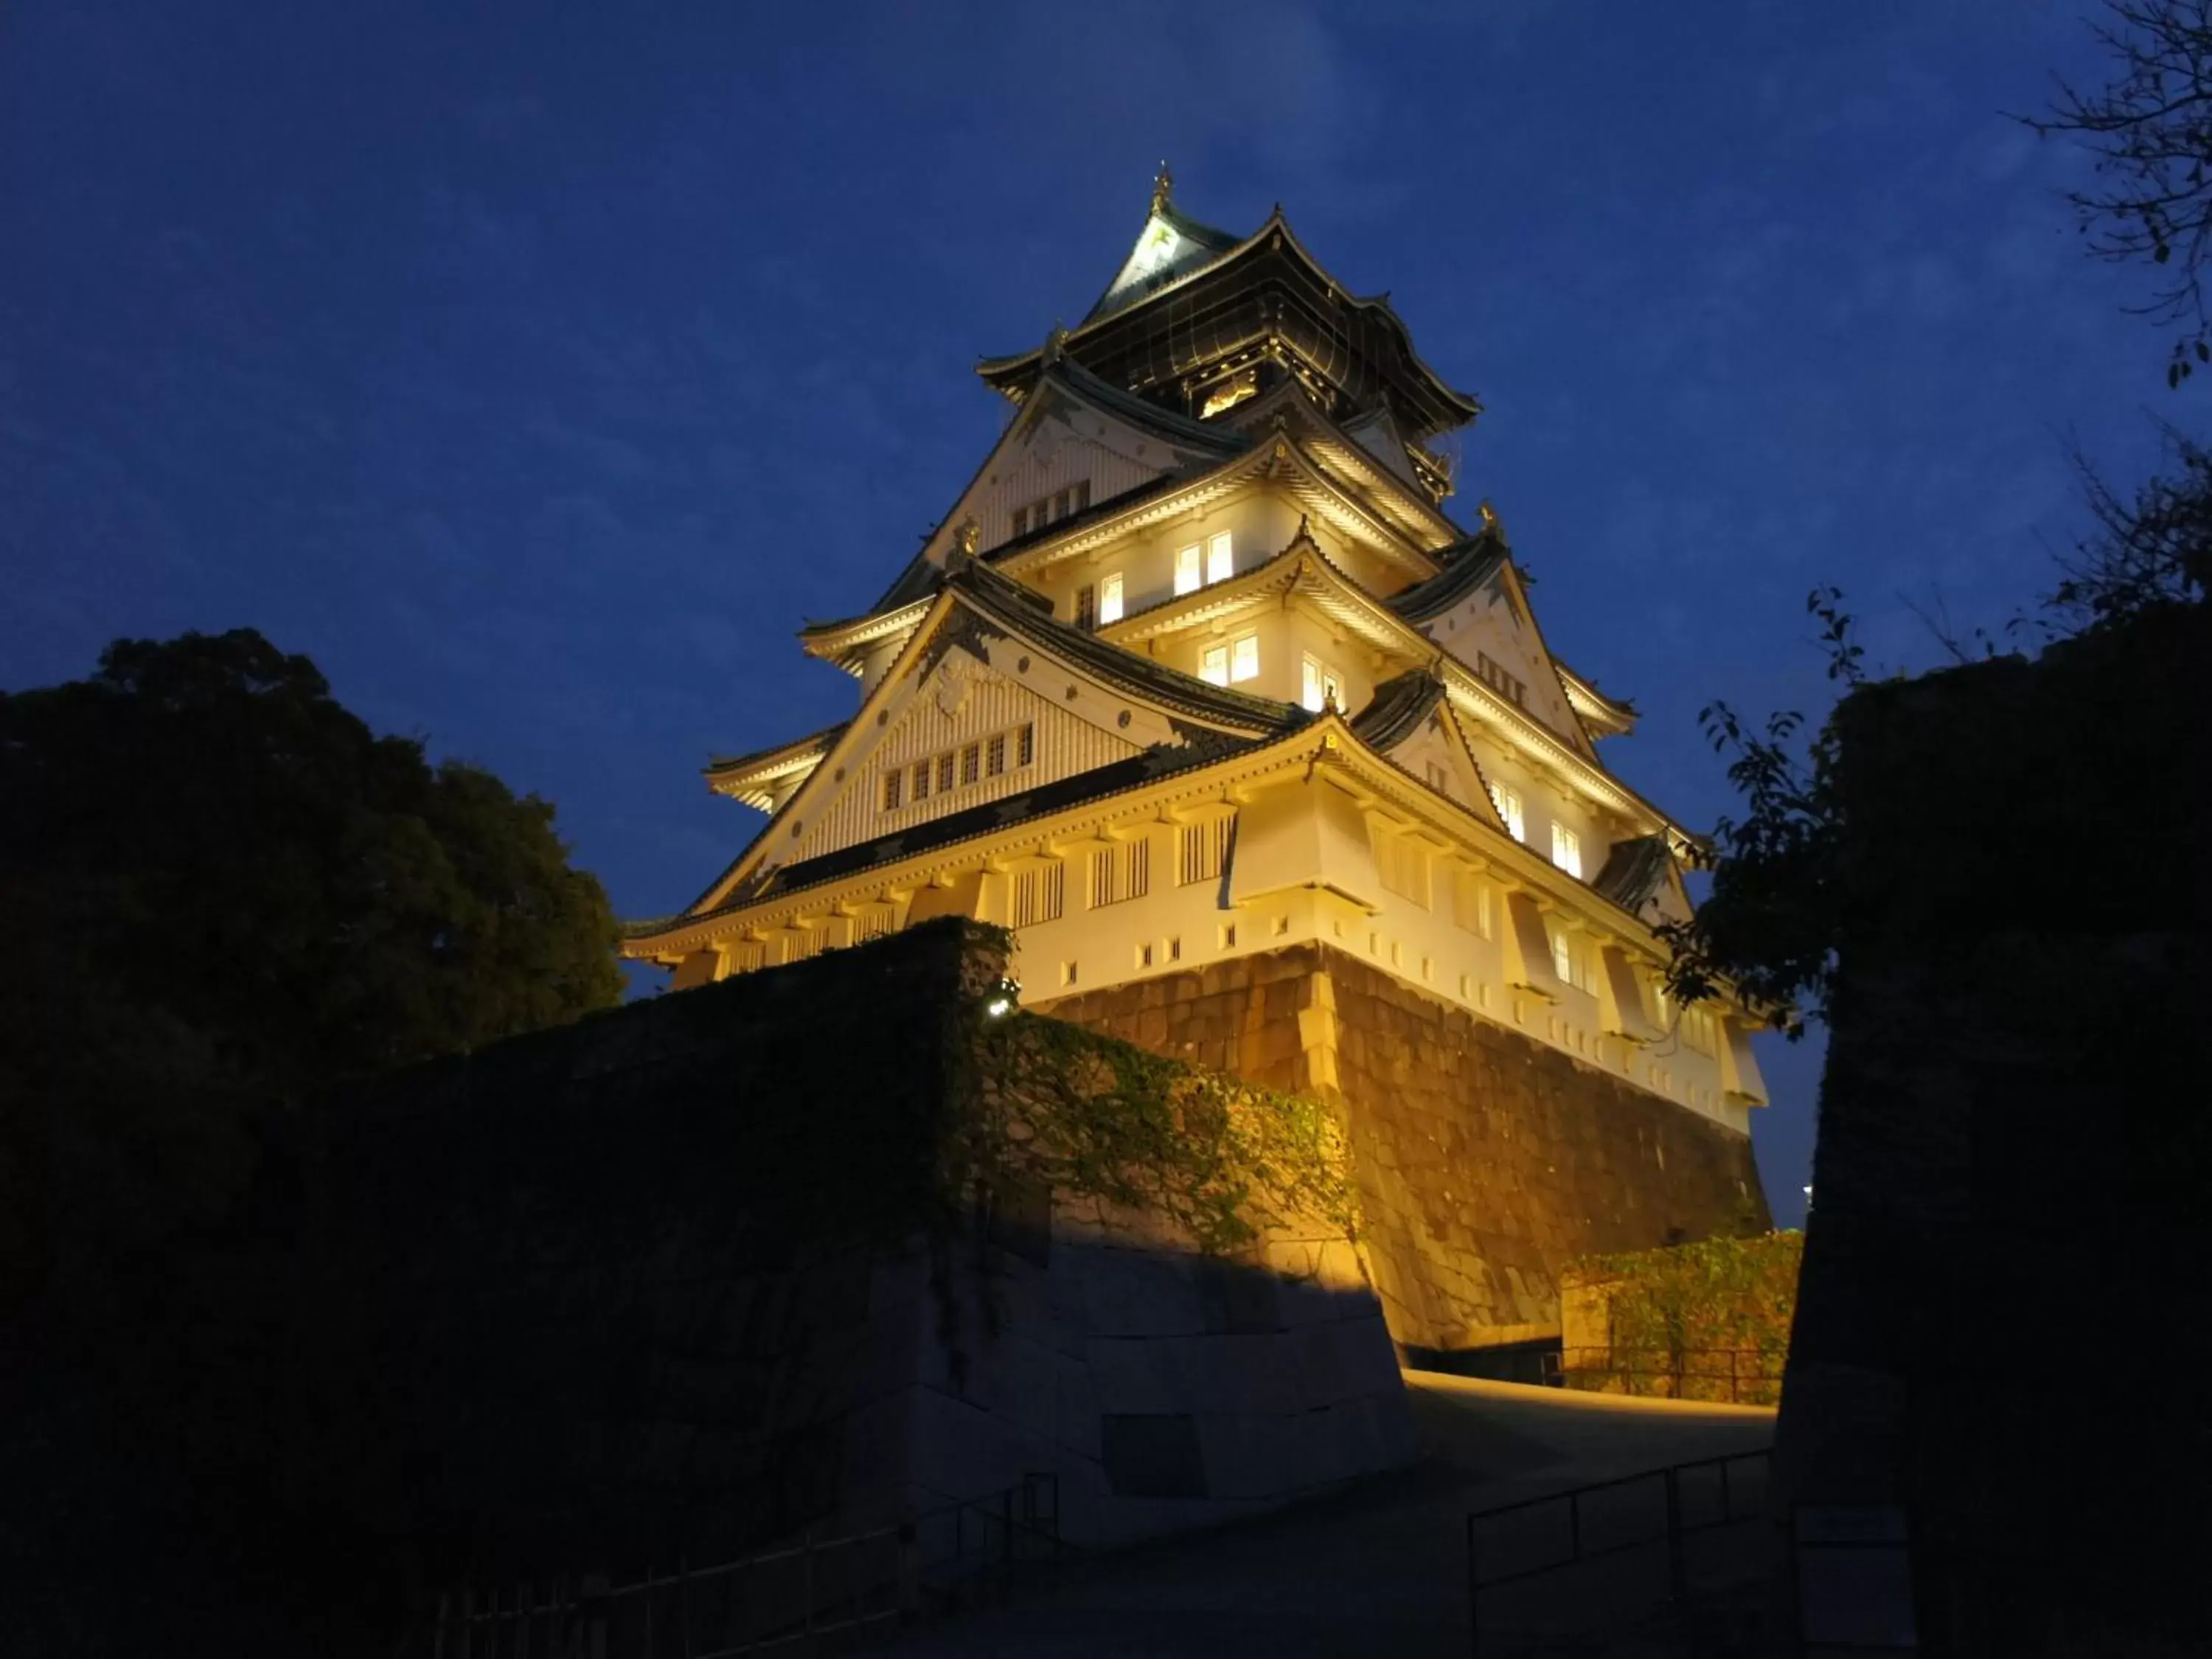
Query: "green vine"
1565 1232 1803 1402
936 958 1356 1257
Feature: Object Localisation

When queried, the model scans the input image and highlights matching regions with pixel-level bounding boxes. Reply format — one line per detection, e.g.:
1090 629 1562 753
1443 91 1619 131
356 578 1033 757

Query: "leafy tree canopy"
0 628 622 1308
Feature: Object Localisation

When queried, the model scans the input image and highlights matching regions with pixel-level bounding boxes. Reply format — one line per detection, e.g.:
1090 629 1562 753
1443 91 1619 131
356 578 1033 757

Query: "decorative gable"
1416 564 1581 744
785 644 1148 866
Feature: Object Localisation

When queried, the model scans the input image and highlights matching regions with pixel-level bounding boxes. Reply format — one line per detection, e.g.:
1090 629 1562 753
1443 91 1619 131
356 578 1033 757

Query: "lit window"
1551 823 1582 878
1552 928 1573 984
1301 654 1341 713
1200 643 1229 686
1098 571 1124 625
1490 785 1525 842
1175 543 1202 596
1229 633 1259 684
1206 532 1234 585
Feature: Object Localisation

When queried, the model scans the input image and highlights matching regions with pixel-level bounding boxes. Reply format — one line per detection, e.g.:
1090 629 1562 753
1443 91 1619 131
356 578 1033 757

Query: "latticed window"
1551 823 1582 879
1489 784 1525 842
1011 860 1065 928
1374 828 1432 909
1178 814 1235 886
912 760 931 801
1075 584 1097 630
986 734 1006 776
1090 838 1149 908
960 744 980 785
936 753 955 793
1453 870 1492 939
882 771 902 812
1018 723 1034 767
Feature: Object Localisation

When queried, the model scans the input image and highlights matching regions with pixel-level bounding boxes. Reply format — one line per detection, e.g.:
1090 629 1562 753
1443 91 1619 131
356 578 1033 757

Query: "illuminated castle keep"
629 173 1770 1357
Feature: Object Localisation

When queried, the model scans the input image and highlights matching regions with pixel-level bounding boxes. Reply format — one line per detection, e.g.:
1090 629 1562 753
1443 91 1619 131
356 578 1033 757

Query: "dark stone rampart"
1773 604 2211 1654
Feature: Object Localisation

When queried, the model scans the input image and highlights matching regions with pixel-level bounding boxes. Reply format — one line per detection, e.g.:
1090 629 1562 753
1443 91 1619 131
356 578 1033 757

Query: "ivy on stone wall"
941 949 1356 1256
1565 1231 1802 1402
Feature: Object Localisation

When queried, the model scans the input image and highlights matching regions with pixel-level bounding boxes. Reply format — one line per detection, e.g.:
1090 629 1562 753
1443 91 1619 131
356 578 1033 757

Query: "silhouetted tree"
0 627 621 1322
2028 0 2212 384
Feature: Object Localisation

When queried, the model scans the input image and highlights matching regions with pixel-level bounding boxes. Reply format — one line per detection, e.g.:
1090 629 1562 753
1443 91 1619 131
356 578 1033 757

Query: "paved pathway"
880 1374 1776 1658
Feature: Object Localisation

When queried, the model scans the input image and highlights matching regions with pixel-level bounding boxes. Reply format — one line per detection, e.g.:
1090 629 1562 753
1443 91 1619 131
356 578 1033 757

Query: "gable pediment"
695 578 1297 914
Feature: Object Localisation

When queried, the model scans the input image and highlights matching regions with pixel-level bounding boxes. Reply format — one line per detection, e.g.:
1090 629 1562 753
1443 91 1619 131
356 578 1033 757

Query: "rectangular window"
1018 723 1034 767
986 734 1006 776
1301 654 1341 713
882 771 903 812
1075 583 1097 630
1199 643 1229 686
1228 633 1259 684
1090 838 1149 908
1175 542 1202 596
1206 531 1234 585
961 744 981 785
1453 871 1492 939
1425 759 1451 796
1373 828 1432 909
1551 822 1582 878
1012 860 1065 928
912 760 931 801
1477 651 1527 707
1179 814 1235 886
1550 926 1596 994
1490 784 1525 842
1098 571 1124 625
936 753 955 793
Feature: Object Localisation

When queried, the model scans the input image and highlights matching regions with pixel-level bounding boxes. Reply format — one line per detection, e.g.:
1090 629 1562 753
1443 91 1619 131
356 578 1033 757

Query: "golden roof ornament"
1151 161 1173 215
955 518 980 557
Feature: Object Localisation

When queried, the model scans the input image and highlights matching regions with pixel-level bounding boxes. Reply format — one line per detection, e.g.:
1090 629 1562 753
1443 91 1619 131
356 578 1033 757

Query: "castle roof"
978 181 1480 442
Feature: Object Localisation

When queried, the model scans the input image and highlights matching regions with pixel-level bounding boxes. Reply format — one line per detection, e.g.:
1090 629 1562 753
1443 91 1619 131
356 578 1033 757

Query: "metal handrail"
420 1472 1067 1658
1465 1450 1771 1657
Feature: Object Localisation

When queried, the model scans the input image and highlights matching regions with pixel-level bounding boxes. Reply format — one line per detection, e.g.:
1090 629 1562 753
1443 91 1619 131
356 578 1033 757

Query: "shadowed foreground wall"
1040 943 1767 1356
1771 605 2210 1657
279 920 1408 1599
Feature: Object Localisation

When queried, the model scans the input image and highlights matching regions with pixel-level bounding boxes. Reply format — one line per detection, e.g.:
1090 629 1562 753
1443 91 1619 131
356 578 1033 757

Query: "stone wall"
265 919 1408 1593
1040 942 1767 1357
1770 605 2211 1655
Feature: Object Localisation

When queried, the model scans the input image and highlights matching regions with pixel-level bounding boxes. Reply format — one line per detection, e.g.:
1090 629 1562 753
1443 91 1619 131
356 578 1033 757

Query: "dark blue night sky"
1 2 2179 1225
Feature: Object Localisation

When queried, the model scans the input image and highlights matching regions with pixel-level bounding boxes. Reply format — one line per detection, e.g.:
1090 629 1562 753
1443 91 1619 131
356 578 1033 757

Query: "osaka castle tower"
627 171 1772 1358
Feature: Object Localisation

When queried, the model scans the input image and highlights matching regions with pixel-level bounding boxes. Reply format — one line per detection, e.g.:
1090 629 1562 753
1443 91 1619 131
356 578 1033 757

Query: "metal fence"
1557 1345 1787 1405
1465 1450 1773 1657
412 1472 1065 1658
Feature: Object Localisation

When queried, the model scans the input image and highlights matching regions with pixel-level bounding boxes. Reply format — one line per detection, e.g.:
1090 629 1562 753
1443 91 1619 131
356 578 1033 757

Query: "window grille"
1018 723 1034 767
882 771 902 812
1206 532 1234 584
1091 837 1149 908
1476 651 1528 706
1011 860 1065 928
1076 584 1097 630
1178 814 1235 886
961 744 980 785
1175 542 1202 595
912 761 931 801
986 734 1006 776
936 753 956 793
